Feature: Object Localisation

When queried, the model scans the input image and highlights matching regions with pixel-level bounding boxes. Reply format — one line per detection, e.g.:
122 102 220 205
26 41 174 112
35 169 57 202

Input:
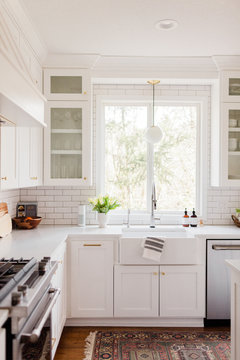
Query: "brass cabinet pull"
52 337 56 349
30 176 38 180
83 91 87 95
83 244 102 247
84 177 87 180
153 272 158 276
1 177 7 180
161 272 165 276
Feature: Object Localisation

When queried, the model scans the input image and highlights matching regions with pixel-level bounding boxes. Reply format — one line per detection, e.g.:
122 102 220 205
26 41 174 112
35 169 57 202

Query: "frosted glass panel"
51 108 82 129
51 133 82 151
51 154 82 179
229 78 240 96
50 106 83 179
51 76 82 94
228 109 240 179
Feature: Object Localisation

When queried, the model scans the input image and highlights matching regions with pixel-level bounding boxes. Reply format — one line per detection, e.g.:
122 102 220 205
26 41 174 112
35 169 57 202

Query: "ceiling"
20 0 240 57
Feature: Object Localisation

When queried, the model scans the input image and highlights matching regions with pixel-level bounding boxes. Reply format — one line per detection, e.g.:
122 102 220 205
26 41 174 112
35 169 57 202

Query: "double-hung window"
96 96 207 218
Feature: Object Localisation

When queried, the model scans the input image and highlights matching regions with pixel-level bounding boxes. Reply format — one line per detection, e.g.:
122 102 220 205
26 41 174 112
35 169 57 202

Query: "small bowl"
12 216 42 230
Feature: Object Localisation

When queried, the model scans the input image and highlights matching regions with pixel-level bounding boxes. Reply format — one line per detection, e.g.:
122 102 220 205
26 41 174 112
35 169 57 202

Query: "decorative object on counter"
0 202 12 237
78 205 85 227
85 330 230 360
182 208 189 227
16 202 38 218
231 214 240 228
88 195 120 228
145 80 163 144
12 216 42 230
190 208 198 227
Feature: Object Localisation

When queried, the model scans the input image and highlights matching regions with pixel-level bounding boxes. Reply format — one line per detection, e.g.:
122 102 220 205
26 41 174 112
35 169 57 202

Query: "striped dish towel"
142 236 165 262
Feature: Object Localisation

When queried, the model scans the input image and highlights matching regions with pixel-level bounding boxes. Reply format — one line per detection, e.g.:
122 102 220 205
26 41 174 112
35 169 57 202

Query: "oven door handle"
212 244 240 250
21 288 60 344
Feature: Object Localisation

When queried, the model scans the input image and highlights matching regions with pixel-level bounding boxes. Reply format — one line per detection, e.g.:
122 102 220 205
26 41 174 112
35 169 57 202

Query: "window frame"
96 95 208 222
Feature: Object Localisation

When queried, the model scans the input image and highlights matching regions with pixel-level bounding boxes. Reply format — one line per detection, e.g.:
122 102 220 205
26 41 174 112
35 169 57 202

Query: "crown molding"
213 55 240 71
1 0 47 64
44 53 100 69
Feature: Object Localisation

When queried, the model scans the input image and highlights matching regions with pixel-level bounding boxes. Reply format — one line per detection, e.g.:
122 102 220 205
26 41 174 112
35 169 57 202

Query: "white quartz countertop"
0 224 240 260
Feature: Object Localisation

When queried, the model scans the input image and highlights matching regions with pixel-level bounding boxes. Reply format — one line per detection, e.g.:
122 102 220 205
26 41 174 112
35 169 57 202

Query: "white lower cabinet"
159 265 205 317
0 328 6 360
51 243 67 359
114 265 159 317
0 125 18 190
114 265 205 319
70 240 113 318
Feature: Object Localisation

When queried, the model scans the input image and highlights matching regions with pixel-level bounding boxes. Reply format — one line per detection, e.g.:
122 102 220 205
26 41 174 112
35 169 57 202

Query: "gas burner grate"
0 258 37 302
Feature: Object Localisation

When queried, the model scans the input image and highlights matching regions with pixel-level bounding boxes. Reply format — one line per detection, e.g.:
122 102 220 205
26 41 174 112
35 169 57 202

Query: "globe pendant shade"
145 125 163 144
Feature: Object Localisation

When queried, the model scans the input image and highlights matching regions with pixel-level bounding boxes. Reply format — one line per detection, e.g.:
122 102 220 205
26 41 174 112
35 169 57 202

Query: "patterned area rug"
86 330 230 360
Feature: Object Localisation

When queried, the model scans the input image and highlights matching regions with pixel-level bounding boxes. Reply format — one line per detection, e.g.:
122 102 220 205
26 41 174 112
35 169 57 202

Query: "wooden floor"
54 325 230 360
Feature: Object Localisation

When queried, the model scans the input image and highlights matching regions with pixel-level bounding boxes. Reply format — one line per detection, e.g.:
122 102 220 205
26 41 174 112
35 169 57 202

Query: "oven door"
12 286 60 360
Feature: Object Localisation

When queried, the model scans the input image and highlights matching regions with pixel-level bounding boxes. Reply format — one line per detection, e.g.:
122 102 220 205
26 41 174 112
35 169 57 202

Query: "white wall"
18 83 240 225
0 189 20 217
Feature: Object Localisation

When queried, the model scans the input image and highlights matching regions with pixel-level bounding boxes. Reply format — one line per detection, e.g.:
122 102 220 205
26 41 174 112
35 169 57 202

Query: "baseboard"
65 317 204 327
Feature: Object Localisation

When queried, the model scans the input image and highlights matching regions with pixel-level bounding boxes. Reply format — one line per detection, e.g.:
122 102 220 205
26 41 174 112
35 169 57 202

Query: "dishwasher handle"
212 244 240 250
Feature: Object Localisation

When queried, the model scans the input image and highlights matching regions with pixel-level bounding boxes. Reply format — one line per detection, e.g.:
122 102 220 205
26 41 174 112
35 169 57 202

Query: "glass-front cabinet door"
222 71 240 102
44 69 90 100
222 103 240 186
44 101 91 185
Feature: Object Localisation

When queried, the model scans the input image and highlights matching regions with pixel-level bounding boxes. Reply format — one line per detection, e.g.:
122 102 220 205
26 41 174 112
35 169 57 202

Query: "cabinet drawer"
120 237 203 265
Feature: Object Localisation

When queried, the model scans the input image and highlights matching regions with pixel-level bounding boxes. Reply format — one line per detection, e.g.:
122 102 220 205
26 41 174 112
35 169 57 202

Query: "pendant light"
145 80 163 144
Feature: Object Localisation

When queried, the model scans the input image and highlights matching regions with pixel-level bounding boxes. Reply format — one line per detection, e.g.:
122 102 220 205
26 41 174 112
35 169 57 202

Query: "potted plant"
89 195 120 227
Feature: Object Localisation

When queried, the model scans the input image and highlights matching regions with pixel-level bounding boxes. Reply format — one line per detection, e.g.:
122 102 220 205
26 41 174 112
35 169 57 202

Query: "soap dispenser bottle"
182 208 189 227
190 208 198 227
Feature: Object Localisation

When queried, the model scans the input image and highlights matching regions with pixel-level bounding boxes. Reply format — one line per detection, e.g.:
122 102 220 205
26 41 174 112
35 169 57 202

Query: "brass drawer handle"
161 272 165 276
83 244 102 247
83 91 87 95
84 177 87 180
30 176 38 180
153 272 158 276
1 177 7 180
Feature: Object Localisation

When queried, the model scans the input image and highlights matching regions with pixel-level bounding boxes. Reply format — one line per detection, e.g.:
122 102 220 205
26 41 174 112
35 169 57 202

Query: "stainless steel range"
0 257 60 360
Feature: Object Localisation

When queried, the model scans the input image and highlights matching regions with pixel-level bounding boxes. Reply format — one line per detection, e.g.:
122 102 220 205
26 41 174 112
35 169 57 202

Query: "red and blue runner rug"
84 330 230 360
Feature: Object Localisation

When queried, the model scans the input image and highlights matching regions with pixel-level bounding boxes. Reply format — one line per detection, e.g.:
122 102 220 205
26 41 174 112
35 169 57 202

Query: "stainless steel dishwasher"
207 239 240 320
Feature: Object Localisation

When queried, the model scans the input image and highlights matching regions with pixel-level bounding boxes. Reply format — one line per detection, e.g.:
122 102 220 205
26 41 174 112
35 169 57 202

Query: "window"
97 96 207 216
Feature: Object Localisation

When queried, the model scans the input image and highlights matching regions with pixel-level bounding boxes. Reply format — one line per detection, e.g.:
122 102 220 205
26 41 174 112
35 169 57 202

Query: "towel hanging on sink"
142 236 165 262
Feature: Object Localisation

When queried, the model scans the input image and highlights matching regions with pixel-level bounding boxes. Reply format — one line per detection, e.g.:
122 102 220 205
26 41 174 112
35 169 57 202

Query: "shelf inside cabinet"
51 129 82 134
51 150 82 155
228 151 240 156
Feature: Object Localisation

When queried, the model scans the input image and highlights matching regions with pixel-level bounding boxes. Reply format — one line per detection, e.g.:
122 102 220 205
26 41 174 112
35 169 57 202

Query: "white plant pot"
97 213 109 228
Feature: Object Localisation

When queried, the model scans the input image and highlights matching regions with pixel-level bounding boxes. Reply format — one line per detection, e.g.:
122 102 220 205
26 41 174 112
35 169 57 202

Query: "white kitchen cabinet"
0 328 6 360
222 71 240 102
70 240 113 318
114 265 159 317
44 101 91 186
159 265 205 317
0 124 18 190
18 127 43 188
44 68 90 101
51 242 67 359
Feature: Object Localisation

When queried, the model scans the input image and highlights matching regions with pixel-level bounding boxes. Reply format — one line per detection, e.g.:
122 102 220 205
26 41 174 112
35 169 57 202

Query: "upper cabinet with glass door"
44 68 90 101
222 71 240 102
44 101 91 186
221 103 240 186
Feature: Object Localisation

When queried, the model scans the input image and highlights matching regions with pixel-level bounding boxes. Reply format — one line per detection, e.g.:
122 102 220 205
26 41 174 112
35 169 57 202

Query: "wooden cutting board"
0 202 12 237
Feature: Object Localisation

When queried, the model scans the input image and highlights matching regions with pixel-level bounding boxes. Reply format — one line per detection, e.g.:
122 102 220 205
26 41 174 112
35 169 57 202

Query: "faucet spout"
150 182 159 228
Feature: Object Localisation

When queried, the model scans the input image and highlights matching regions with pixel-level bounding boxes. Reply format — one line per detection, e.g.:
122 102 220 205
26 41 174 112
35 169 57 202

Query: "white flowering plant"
88 195 120 214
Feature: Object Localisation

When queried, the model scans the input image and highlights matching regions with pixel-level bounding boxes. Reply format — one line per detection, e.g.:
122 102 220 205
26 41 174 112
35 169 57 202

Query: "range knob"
17 285 28 297
38 262 47 275
11 292 22 306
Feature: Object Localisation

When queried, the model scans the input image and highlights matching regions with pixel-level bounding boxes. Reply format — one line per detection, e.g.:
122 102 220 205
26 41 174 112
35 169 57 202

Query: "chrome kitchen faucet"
150 182 160 228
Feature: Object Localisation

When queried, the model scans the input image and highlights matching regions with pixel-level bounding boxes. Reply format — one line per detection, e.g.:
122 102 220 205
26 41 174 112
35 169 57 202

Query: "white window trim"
96 95 208 224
